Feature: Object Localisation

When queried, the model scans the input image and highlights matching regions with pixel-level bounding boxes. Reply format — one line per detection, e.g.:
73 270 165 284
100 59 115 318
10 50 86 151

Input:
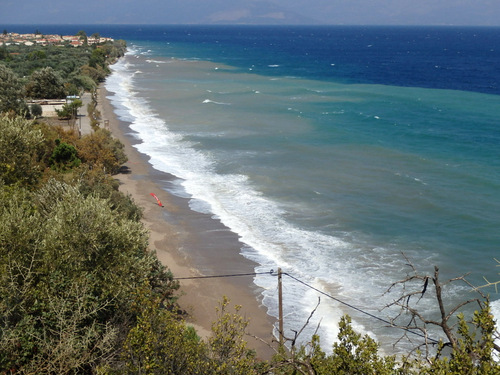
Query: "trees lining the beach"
0 115 180 373
76 128 127 174
0 31 126 117
0 114 44 186
0 65 27 115
25 66 66 99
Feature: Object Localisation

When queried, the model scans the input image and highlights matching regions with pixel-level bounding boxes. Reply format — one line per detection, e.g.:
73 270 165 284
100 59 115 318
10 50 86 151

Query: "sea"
12 24 500 353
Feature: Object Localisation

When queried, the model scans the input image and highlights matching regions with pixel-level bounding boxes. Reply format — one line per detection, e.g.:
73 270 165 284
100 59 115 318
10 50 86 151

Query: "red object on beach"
150 193 163 207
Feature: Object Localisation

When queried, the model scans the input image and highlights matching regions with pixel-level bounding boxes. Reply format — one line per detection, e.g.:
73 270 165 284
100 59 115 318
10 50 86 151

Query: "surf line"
150 193 163 207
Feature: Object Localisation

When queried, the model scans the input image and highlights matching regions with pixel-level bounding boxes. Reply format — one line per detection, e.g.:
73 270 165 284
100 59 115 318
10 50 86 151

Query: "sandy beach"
98 85 276 359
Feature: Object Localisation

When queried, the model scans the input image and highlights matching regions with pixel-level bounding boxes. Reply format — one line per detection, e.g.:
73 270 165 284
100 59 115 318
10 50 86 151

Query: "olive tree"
25 66 66 99
76 128 127 174
0 64 26 115
0 115 43 186
0 179 180 373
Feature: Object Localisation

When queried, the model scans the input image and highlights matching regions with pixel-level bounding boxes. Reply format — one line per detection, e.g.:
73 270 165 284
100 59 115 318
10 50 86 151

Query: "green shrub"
0 64 26 115
25 66 66 99
49 139 81 171
0 115 43 186
30 103 42 117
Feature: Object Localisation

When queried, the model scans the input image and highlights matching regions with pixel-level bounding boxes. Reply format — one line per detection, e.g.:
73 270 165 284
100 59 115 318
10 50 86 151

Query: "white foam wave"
202 99 231 105
146 59 168 64
107 56 366 345
105 53 472 353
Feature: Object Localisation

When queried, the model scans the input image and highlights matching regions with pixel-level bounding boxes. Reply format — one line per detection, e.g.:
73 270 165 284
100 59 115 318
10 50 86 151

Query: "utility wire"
174 269 441 344
282 272 441 344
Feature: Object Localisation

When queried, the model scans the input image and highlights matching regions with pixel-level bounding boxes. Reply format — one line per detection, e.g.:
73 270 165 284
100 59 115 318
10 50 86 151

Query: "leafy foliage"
55 98 82 119
0 64 26 115
268 314 397 375
419 305 499 374
74 165 143 222
1 34 126 105
25 66 66 99
117 283 210 375
30 103 43 117
114 296 263 375
0 115 44 186
89 48 108 70
49 139 81 171
0 178 180 373
209 297 261 374
0 114 179 373
76 128 127 174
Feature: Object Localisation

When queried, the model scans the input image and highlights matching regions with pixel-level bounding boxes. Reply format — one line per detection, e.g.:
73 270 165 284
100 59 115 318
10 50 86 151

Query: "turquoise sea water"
17 24 499 351
99 25 500 352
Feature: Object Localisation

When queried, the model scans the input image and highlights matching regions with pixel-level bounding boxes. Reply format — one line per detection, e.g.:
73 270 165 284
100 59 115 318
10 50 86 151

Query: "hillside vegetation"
0 30 126 116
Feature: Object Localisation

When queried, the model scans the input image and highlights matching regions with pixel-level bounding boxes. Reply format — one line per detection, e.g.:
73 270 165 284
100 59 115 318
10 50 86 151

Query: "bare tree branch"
383 253 498 361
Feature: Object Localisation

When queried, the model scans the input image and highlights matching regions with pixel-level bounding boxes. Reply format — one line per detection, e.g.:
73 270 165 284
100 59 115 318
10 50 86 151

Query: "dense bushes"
0 180 179 373
76 128 127 174
0 65 26 115
0 115 44 186
25 66 66 99
0 115 179 373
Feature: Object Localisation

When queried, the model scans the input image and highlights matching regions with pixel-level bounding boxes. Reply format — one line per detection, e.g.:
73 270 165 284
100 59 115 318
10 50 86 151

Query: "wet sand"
98 84 277 359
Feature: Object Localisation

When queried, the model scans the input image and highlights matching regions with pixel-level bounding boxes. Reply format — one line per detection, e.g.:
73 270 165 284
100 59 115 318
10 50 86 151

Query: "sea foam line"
107 55 367 346
108 55 411 348
106 51 499 353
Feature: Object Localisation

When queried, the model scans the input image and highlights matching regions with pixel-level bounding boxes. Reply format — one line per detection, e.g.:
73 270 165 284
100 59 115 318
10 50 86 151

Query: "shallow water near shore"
96 25 500 352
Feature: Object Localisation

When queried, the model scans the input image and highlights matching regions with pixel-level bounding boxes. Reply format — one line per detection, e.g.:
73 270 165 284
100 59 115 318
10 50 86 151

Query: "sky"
1 0 500 26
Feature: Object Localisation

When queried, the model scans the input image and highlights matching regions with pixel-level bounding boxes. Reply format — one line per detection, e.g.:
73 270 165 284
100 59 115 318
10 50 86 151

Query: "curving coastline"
98 83 276 359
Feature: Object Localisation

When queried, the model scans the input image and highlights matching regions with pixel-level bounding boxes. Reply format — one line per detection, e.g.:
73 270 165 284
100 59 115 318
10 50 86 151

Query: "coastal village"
0 31 116 121
0 31 113 47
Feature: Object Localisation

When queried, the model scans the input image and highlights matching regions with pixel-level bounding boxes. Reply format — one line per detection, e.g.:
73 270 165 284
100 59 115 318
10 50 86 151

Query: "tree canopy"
0 65 26 115
0 31 126 116
25 66 66 99
0 115 179 373
0 115 44 186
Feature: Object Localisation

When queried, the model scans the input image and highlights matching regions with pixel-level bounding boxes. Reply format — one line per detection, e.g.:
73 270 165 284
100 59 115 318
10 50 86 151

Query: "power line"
282 272 440 344
174 269 441 344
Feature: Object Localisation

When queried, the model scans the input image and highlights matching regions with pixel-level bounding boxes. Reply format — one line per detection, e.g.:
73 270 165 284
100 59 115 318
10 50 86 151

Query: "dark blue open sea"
14 24 500 351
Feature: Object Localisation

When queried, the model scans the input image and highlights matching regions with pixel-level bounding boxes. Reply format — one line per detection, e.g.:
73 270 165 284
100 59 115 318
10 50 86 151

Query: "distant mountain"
203 1 317 24
93 0 317 25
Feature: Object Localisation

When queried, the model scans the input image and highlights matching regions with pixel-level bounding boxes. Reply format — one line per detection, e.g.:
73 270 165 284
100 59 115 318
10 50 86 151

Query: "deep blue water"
10 24 500 94
9 24 500 351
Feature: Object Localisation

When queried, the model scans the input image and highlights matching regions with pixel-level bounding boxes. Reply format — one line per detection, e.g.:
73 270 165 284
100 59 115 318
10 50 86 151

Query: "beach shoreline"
98 84 276 359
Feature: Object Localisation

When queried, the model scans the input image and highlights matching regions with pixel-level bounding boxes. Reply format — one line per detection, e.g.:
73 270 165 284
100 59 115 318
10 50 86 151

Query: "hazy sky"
1 0 500 26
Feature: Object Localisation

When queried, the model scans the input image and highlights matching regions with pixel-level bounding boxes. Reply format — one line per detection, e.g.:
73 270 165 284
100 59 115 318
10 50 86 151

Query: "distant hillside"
204 1 316 24
26 0 319 25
